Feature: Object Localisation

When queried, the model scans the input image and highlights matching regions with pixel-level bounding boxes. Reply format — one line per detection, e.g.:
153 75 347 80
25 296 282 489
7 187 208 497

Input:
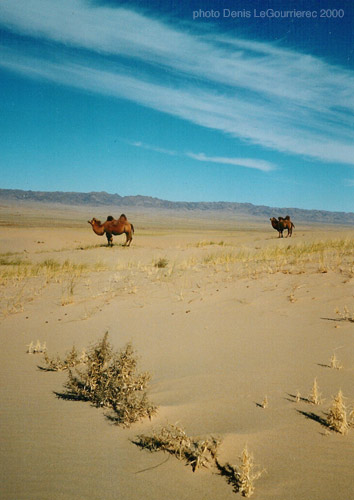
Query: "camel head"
88 217 101 226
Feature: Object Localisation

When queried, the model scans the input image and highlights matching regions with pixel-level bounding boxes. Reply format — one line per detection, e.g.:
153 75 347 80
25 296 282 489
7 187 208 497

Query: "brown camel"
270 215 295 238
88 214 134 246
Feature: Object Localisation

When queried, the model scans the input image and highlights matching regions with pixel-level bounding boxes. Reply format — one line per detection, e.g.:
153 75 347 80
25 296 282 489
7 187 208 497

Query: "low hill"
0 189 353 224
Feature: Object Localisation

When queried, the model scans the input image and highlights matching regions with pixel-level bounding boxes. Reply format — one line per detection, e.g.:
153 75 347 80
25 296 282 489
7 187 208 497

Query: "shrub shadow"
286 393 310 403
215 459 240 494
296 409 329 429
54 390 88 402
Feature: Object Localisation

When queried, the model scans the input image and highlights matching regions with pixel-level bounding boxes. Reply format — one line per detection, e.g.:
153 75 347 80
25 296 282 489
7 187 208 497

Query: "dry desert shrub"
27 340 47 354
335 306 354 323
260 396 268 409
327 390 348 434
42 345 85 371
60 272 81 305
135 423 221 471
193 240 226 248
329 352 343 370
308 378 323 405
63 333 157 427
237 446 264 497
154 257 169 268
217 445 264 498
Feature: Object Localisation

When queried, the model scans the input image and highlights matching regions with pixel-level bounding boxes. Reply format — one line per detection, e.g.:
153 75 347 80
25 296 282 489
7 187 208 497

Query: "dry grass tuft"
308 378 323 405
27 340 47 354
217 445 264 497
63 333 157 427
260 396 268 409
193 240 226 248
135 423 221 471
42 345 84 371
329 352 343 370
154 257 169 268
237 446 264 497
335 306 354 323
327 390 348 434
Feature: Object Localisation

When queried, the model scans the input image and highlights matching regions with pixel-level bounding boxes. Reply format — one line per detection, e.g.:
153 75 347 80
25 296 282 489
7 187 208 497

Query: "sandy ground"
0 204 354 500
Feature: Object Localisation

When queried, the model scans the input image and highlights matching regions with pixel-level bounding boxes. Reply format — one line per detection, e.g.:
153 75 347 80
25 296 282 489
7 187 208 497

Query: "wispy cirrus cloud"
186 153 275 172
127 140 275 171
126 141 178 157
0 0 354 166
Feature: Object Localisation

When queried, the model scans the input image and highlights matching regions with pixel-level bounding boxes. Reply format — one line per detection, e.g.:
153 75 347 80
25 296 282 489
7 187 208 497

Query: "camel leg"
124 231 132 246
106 232 113 247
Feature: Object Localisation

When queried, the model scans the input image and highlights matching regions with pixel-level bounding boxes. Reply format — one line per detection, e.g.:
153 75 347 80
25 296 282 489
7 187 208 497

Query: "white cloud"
127 141 178 157
186 153 276 172
0 0 354 165
126 140 274 171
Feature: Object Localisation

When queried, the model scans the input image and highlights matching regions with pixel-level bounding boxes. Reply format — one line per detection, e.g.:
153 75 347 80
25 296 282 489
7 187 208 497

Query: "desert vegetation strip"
134 425 264 497
134 423 220 472
41 333 157 427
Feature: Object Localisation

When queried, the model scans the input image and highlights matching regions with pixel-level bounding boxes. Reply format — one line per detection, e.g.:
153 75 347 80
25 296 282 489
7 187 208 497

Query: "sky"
0 0 353 212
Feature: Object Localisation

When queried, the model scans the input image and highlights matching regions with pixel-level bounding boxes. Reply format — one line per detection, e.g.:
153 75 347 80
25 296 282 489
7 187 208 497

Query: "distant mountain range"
0 189 353 224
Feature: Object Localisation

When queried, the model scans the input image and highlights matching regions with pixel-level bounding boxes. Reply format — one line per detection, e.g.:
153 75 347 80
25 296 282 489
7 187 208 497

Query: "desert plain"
0 202 353 500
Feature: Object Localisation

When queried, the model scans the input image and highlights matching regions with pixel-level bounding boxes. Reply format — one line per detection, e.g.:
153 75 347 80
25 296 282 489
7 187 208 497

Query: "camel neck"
91 223 105 236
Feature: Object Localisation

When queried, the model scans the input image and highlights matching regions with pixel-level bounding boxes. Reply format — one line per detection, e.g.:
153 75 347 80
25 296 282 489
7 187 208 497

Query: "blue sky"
0 0 353 211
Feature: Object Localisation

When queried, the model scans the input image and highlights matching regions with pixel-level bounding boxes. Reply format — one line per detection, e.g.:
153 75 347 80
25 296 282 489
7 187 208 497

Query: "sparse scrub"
217 445 264 497
135 423 221 471
0 257 94 284
2 284 26 315
327 390 348 434
61 272 81 305
42 345 84 371
154 257 168 268
27 340 46 354
308 378 323 405
237 446 264 497
193 240 226 248
260 396 268 409
329 352 342 370
335 306 354 323
195 239 354 276
63 333 156 426
0 257 107 315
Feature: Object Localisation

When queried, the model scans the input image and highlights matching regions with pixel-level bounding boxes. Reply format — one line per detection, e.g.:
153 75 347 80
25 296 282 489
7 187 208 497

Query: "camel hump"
106 215 114 221
284 215 290 220
119 213 127 221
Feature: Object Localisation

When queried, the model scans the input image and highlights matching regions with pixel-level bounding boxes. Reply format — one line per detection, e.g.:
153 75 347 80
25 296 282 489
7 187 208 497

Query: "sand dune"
0 206 353 499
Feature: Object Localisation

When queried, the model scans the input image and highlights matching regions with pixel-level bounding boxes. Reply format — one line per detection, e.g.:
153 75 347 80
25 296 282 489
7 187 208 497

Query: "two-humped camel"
88 214 134 246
